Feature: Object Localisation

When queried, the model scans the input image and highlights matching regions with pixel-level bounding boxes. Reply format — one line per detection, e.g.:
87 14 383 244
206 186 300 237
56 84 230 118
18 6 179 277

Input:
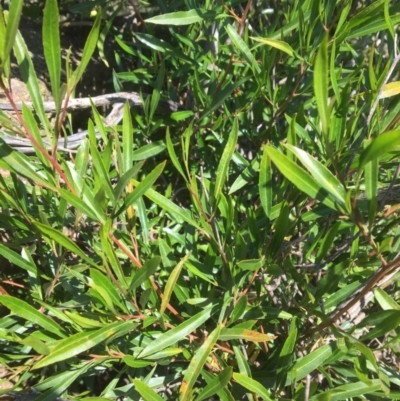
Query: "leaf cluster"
1 0 400 400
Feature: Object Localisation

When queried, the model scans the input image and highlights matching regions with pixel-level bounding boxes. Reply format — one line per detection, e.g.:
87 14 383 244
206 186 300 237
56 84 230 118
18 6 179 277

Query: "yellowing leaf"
380 81 400 99
219 328 276 342
251 37 294 57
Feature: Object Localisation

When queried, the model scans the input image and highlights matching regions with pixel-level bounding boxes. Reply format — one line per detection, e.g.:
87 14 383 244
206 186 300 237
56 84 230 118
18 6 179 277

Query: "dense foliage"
1 0 400 400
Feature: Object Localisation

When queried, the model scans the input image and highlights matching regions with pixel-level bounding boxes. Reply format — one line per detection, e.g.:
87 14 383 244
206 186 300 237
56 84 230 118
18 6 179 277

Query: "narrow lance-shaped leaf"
0 244 38 274
288 344 333 383
316 380 381 401
314 34 330 136
276 316 298 389
145 9 217 26
33 321 133 369
380 81 400 99
129 256 161 292
13 30 52 133
0 140 56 189
58 188 106 224
34 363 92 401
113 161 165 218
132 379 163 401
122 101 133 173
166 127 188 183
259 145 272 218
226 24 261 73
131 141 166 161
233 373 273 401
139 307 213 358
219 328 276 342
113 161 145 203
251 37 294 57
265 145 340 212
196 367 233 401
160 252 191 315
180 324 223 401
0 296 65 338
383 0 395 40
34 221 97 267
129 179 207 233
284 144 347 207
69 10 101 89
87 120 115 203
214 118 239 205
359 130 400 169
43 0 61 108
2 0 23 66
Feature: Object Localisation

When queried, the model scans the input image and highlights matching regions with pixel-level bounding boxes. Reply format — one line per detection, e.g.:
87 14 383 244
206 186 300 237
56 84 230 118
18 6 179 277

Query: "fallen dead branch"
0 92 182 154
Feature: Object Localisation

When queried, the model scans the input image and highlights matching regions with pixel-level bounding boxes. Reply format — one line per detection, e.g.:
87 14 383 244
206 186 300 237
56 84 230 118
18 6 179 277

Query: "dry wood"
0 92 182 154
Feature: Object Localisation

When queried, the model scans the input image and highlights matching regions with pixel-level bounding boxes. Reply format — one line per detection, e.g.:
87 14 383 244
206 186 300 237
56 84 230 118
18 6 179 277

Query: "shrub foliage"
1 0 400 400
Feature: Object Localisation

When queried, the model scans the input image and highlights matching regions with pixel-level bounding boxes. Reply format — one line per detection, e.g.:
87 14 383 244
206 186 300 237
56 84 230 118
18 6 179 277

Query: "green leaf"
202 77 249 119
265 145 339 211
197 367 233 401
90 269 127 313
383 0 395 40
135 33 194 64
251 37 294 56
43 0 61 107
360 310 400 341
166 127 187 183
87 120 115 203
226 24 260 74
236 258 264 272
145 9 217 26
227 296 248 326
58 188 106 224
312 380 381 401
233 373 273 401
112 161 145 203
0 296 65 338
131 180 206 233
34 221 97 267
0 244 38 274
214 118 238 204
171 111 194 121
114 161 165 218
374 287 400 310
0 140 56 189
359 130 400 169
123 355 153 368
132 141 166 161
33 321 132 369
132 379 163 401
2 0 23 66
202 370 235 401
139 307 213 358
314 34 330 136
122 101 133 173
229 155 259 195
259 145 272 218
276 316 298 389
268 202 289 258
285 144 346 206
13 30 51 133
180 324 222 401
129 256 161 292
160 252 191 315
34 363 92 401
289 344 333 383
70 10 101 89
